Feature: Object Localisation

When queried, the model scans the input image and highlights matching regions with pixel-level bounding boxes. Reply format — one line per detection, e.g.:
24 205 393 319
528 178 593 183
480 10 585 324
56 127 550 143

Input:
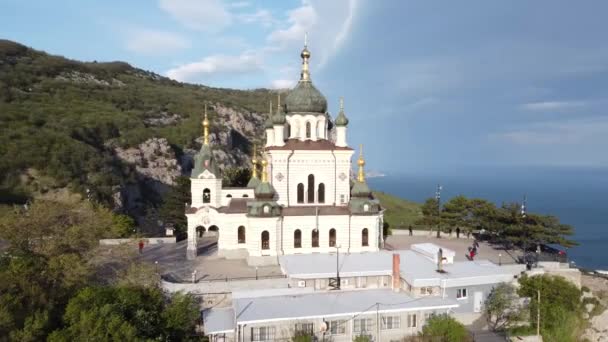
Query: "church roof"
282 206 350 216
285 81 327 114
265 139 353 151
191 144 220 178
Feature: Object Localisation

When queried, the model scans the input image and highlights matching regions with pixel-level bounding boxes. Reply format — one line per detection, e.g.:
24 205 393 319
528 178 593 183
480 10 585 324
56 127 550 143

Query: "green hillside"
0 39 273 205
373 191 422 229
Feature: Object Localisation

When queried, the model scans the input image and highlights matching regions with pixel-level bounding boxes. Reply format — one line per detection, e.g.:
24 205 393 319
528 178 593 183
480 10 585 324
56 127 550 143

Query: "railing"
161 273 286 284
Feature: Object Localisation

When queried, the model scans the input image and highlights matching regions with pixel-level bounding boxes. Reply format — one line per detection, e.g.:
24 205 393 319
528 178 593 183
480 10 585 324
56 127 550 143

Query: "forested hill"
0 39 274 218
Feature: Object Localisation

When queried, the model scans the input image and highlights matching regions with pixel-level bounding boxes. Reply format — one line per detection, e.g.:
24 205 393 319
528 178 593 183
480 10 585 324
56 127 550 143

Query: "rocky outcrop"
112 138 182 230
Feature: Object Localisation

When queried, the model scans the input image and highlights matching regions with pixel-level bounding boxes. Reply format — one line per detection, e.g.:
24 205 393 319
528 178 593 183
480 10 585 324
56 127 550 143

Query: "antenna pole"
537 289 541 337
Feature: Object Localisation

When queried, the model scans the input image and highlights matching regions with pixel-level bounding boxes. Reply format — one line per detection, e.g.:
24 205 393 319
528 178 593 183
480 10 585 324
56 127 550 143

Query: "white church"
185 42 384 264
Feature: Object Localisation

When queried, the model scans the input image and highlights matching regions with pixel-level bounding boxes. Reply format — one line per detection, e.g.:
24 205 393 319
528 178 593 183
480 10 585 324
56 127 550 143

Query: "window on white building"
340 194 346 204
203 188 211 203
381 316 401 330
294 322 314 335
329 320 346 335
363 203 369 212
421 287 433 296
457 288 468 299
407 314 417 328
263 205 270 214
353 318 373 333
251 326 275 341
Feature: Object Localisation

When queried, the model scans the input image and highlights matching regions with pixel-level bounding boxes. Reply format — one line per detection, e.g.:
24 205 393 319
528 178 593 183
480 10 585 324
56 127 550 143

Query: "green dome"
247 176 260 189
335 110 349 127
254 181 276 199
272 110 286 125
285 81 328 113
351 180 371 198
264 116 274 129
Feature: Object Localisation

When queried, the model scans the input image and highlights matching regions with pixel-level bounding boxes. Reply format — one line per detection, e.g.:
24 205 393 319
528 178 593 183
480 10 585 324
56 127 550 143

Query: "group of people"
467 240 480 260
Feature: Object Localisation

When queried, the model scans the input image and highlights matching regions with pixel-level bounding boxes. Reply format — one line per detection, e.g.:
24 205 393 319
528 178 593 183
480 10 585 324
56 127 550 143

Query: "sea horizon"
368 165 608 271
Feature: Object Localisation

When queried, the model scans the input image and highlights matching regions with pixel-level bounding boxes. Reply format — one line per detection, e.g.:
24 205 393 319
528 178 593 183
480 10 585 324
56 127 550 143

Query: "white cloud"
267 2 317 46
124 29 190 55
520 101 587 112
489 117 608 146
270 79 296 89
229 1 250 9
237 9 275 27
158 0 232 32
166 52 263 82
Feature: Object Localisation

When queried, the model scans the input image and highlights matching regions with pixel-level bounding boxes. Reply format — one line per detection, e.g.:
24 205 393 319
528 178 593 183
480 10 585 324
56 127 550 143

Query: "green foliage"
420 314 471 342
0 39 270 210
159 176 191 237
49 286 199 342
517 274 584 341
485 283 526 331
222 167 252 187
373 191 422 229
292 330 314 342
353 336 371 342
111 214 136 238
0 199 200 340
416 194 576 247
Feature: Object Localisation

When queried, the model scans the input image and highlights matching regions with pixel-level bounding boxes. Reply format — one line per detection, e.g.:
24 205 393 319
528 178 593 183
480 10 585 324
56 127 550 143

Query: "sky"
2 0 608 175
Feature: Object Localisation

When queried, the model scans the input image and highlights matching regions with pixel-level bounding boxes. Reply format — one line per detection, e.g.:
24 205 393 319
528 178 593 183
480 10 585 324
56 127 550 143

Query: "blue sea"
368 166 608 271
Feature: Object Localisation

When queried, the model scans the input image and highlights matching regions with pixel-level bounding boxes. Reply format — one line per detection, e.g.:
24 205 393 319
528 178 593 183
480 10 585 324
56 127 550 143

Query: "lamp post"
435 184 442 238
255 266 258 280
499 253 502 266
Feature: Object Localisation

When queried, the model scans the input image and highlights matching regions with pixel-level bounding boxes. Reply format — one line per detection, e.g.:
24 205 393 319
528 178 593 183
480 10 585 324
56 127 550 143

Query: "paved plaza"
137 233 523 283
385 234 523 265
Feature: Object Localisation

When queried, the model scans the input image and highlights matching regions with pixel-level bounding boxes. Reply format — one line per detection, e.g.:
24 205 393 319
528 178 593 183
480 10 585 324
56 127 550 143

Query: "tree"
485 283 526 331
49 286 200 342
222 167 252 187
111 214 136 238
517 274 583 341
417 198 440 235
420 314 471 342
159 176 191 238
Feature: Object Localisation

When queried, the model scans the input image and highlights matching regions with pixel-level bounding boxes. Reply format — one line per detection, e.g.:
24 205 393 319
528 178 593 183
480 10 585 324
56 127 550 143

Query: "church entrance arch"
208 225 219 238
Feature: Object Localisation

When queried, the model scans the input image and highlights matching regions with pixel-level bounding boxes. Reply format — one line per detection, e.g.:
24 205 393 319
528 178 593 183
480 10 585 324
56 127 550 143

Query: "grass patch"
373 191 422 229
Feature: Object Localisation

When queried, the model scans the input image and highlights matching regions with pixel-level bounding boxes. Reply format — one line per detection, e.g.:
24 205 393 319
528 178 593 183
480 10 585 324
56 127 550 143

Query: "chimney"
437 248 444 273
392 253 400 292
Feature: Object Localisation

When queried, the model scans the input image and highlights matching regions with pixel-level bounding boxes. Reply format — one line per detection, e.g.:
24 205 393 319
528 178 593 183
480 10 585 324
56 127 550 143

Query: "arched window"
242 194 249 198
294 229 302 248
297 183 304 203
226 194 232 198
306 122 311 138
318 183 325 204
203 188 211 203
329 228 336 247
312 229 319 248
261 231 270 250
238 226 246 244
263 205 270 214
362 228 369 247
287 123 291 138
307 174 315 203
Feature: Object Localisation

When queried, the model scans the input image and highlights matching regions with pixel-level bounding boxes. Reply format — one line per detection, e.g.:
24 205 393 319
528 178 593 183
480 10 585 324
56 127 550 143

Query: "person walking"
456 227 460 239
138 240 144 254
408 225 413 236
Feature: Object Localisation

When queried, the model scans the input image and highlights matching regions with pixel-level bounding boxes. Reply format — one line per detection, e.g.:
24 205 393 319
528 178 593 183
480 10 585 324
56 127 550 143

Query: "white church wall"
216 214 249 251
267 151 290 205
334 151 353 206
220 188 254 206
246 217 282 257
350 215 383 251
191 176 222 208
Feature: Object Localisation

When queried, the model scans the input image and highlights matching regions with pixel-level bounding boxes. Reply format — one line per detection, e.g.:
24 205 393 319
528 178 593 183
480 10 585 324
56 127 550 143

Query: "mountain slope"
0 39 273 211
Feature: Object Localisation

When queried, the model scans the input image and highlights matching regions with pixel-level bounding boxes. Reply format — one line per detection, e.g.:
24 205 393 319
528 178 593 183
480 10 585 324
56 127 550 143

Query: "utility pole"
537 289 541 337
435 184 442 238
376 302 380 342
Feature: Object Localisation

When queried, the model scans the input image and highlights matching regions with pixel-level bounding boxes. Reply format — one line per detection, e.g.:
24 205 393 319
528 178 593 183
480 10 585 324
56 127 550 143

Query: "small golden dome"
357 156 365 167
261 159 268 167
301 47 310 59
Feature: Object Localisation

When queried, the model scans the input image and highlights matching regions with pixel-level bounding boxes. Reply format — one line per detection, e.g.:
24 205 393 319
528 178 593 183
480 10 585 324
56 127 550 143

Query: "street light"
435 184 442 238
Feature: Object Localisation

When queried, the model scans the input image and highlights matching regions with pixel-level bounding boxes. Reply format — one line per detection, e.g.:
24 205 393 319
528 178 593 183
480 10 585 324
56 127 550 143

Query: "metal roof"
203 307 235 334
233 289 458 325
279 249 525 287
